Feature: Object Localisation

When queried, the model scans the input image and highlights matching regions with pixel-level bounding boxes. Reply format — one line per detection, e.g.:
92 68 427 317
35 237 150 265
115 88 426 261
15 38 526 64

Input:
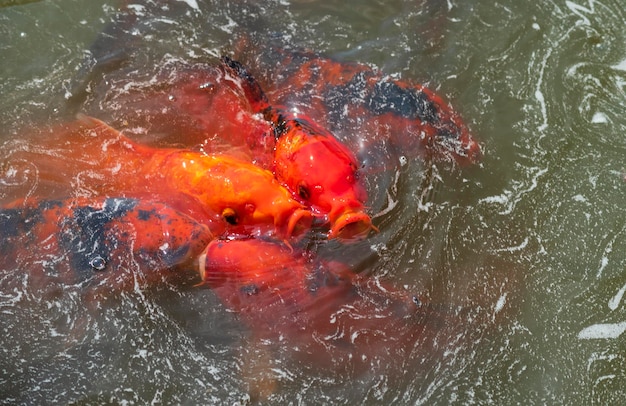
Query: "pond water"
2 0 626 404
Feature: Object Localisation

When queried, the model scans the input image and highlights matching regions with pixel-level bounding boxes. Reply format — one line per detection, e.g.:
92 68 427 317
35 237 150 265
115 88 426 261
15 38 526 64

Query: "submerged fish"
73 45 479 240
199 237 451 398
2 116 313 240
0 197 213 293
232 38 482 165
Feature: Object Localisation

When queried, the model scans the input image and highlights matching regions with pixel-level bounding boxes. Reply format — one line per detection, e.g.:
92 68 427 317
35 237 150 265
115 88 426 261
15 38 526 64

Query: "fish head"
190 155 314 240
273 119 374 241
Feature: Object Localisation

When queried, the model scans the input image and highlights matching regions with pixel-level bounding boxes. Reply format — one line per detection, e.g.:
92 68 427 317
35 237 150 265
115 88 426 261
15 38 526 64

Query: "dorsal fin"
219 56 270 114
220 56 292 139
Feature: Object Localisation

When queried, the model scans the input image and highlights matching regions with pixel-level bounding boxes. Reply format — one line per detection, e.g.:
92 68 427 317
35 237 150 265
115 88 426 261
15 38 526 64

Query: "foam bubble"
578 322 626 340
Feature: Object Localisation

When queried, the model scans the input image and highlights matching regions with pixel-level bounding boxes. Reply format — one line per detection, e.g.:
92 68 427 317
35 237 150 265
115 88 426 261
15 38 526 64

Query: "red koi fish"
2 116 312 240
0 197 213 293
199 238 449 387
220 57 375 241
232 38 481 165
77 61 274 158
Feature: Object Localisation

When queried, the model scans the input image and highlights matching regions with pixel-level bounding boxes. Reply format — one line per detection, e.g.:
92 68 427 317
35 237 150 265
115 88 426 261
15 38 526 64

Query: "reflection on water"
2 0 626 404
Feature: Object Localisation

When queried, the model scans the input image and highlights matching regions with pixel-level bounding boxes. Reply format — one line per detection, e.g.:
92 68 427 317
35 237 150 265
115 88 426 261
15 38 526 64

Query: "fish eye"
222 208 239 225
298 182 310 200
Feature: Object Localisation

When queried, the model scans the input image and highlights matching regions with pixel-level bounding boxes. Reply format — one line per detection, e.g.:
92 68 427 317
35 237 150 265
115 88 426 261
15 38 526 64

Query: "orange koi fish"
2 116 312 240
0 197 213 292
220 57 375 241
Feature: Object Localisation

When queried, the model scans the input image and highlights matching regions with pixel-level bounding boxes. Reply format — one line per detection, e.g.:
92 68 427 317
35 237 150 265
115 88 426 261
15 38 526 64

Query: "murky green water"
2 0 626 404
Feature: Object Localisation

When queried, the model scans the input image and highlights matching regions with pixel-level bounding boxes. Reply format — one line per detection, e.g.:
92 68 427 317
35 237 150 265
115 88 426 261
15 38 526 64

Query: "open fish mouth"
328 211 376 242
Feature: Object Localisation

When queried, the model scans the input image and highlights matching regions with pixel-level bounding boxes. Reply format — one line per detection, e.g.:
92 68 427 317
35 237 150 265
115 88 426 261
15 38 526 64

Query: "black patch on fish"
0 209 22 240
267 109 334 141
366 81 440 124
1 206 38 238
137 208 158 221
61 198 140 280
0 208 36 257
322 71 368 127
265 107 289 139
291 117 332 138
0 200 65 256
221 56 304 143
324 72 441 127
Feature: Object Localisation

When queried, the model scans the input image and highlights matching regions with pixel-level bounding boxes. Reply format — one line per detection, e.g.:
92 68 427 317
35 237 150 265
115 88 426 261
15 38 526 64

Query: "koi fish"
232 38 481 165
220 57 375 241
76 61 274 157
199 238 448 377
0 197 213 292
2 116 312 240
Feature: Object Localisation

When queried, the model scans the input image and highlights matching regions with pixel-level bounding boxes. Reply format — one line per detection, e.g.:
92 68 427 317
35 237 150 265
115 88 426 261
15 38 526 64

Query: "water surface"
2 0 626 404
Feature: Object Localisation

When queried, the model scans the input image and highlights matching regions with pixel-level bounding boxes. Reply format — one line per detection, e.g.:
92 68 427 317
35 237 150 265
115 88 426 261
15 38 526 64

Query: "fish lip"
284 208 314 240
328 211 376 242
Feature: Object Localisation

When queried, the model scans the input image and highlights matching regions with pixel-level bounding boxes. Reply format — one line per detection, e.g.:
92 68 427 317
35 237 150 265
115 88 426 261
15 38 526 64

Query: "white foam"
126 4 146 14
608 282 626 311
565 0 595 26
578 322 626 340
596 256 609 278
177 0 200 11
492 237 529 253
535 89 547 132
219 16 237 34
591 112 608 123
479 193 509 205
612 58 626 71
494 293 507 313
